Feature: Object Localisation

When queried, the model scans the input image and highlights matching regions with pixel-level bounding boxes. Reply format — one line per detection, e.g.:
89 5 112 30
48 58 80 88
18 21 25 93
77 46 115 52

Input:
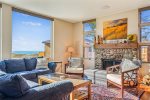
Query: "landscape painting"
103 18 127 40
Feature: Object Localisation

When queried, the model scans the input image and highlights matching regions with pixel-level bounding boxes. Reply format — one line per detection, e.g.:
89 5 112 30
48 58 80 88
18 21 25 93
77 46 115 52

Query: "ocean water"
12 51 42 55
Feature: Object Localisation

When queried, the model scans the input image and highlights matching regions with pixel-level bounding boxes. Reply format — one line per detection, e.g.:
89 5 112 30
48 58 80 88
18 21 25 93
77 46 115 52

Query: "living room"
0 0 150 100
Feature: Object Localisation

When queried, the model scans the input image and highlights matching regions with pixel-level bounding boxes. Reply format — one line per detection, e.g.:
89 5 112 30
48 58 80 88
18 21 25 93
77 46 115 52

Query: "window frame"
83 19 96 59
139 6 150 63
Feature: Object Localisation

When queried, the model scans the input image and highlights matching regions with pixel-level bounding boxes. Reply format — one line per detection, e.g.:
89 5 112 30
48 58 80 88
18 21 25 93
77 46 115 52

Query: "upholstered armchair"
106 59 141 98
65 57 84 77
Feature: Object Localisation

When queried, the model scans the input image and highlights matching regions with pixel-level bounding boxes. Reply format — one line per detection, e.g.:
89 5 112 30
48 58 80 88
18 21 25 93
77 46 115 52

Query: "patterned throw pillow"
36 58 49 68
120 59 139 72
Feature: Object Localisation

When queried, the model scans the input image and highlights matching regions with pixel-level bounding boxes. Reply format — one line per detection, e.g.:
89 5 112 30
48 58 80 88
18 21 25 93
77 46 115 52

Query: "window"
12 9 53 59
0 5 1 60
139 7 150 62
83 19 96 59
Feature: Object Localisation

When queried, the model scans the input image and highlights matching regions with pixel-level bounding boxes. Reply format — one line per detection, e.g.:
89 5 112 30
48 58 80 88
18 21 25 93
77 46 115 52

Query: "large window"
83 19 96 59
139 7 150 62
12 10 53 59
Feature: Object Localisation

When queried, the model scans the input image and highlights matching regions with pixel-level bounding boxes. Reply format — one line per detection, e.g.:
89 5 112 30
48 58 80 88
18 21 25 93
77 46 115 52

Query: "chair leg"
121 86 124 98
107 80 109 88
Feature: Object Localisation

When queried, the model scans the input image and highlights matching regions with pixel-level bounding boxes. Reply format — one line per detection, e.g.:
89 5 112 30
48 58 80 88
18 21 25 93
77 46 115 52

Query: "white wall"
73 22 83 57
54 19 73 72
1 4 12 59
96 9 138 36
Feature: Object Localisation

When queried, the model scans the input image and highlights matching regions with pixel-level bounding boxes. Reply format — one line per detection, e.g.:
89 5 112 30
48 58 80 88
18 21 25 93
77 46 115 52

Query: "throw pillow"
0 61 6 72
120 59 139 72
24 58 37 71
36 58 49 68
4 59 26 73
0 74 30 97
0 70 6 76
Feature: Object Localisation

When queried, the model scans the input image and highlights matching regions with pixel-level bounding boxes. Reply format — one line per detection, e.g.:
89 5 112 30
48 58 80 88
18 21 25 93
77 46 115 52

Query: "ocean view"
12 51 42 55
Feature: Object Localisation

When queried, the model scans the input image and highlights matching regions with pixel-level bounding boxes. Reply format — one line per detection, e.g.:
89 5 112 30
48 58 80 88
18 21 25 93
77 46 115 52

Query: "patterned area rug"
79 84 139 100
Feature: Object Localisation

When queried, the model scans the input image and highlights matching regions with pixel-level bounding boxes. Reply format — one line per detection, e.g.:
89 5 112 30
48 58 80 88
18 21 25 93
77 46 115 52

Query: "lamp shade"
67 47 74 53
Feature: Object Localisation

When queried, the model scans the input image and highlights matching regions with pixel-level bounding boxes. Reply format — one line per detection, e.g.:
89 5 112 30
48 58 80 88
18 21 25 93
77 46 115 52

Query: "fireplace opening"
102 59 122 70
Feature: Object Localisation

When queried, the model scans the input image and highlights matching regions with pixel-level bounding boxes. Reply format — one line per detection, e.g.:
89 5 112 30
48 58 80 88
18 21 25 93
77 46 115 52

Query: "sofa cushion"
0 74 30 97
15 71 37 80
107 74 121 85
66 68 83 74
24 58 37 71
32 68 51 75
26 80 39 88
0 61 6 72
4 59 26 73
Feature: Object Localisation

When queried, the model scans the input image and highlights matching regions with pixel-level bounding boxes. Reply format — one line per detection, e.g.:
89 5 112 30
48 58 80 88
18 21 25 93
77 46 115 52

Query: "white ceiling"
0 0 150 23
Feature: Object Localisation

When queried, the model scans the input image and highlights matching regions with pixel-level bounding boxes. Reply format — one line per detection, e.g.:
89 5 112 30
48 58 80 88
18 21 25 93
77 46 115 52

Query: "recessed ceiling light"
102 5 111 9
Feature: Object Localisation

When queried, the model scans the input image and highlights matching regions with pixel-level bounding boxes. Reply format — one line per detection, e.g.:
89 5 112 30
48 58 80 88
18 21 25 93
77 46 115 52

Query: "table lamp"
67 46 74 59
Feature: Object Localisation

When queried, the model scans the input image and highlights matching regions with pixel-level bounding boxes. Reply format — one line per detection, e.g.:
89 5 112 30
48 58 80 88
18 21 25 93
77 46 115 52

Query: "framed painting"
103 18 127 40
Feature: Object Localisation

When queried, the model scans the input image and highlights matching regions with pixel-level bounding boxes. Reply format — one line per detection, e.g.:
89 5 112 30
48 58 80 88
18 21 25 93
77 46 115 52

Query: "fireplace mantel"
95 43 138 49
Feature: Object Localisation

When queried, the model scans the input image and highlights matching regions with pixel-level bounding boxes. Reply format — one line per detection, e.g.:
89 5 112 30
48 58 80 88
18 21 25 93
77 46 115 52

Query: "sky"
141 10 150 42
12 11 52 52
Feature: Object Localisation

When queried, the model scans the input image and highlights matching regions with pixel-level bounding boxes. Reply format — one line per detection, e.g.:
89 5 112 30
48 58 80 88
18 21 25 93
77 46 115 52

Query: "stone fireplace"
95 43 138 69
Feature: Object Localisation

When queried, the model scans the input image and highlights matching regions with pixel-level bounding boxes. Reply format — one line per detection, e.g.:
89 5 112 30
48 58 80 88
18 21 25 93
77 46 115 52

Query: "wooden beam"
82 19 96 24
12 7 54 21
139 6 150 12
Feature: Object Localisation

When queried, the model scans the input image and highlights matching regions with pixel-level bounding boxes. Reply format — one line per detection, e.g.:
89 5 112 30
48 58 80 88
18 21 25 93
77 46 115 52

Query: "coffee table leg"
38 79 42 85
88 83 91 100
70 91 74 100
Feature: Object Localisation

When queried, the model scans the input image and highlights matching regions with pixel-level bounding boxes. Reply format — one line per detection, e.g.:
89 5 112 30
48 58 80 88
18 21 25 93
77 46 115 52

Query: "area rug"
79 84 139 100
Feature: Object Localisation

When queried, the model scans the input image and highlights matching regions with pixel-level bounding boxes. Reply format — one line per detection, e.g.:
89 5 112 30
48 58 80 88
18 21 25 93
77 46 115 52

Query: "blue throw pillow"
0 74 30 97
0 61 6 72
4 59 26 73
48 62 57 73
0 70 6 76
24 58 37 71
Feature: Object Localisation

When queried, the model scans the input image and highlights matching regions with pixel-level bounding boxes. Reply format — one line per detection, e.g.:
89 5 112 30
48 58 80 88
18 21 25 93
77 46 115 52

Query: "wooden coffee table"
38 73 91 100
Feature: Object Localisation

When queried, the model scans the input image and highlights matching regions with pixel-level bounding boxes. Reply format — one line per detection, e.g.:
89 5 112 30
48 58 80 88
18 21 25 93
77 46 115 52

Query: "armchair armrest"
107 65 120 74
121 67 139 86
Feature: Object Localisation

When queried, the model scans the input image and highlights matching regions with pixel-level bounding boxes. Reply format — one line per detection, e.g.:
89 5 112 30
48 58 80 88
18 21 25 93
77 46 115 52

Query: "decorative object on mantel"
127 34 137 43
98 35 103 44
103 18 127 40
94 43 138 49
98 35 100 44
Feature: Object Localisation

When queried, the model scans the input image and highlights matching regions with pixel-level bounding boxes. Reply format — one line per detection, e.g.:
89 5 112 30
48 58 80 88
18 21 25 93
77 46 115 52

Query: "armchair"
65 58 84 77
106 59 140 98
